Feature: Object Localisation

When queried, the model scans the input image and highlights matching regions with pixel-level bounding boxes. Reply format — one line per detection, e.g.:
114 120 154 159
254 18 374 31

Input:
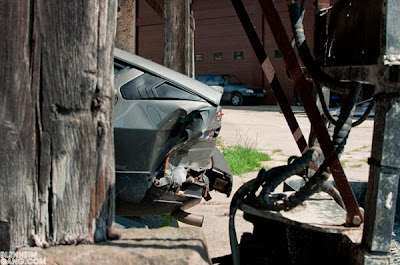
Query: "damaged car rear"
113 48 232 226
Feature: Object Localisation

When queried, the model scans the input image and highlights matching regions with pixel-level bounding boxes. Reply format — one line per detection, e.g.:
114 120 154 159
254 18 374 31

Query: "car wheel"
231 93 243 106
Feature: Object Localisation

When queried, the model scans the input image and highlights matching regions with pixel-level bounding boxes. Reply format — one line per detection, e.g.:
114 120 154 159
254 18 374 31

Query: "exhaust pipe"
172 209 204 227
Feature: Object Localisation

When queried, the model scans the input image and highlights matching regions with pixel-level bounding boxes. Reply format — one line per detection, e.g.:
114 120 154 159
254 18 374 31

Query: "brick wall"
137 0 315 104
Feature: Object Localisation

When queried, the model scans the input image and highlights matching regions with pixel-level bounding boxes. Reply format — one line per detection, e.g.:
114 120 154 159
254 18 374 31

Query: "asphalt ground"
179 105 374 259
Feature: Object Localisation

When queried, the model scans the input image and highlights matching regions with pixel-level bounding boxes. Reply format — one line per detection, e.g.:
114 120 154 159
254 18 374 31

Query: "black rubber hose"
316 82 338 125
284 161 330 210
288 1 353 94
331 84 360 153
259 149 315 204
321 181 345 209
352 98 375 127
289 1 374 127
229 171 264 265
316 82 375 127
265 84 359 211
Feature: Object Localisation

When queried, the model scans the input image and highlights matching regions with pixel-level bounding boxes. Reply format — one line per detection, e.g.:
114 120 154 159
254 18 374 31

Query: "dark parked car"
113 48 232 225
195 74 267 106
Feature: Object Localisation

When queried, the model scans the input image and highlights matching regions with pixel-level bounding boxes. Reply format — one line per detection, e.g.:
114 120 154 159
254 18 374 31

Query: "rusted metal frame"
258 0 362 225
231 0 309 155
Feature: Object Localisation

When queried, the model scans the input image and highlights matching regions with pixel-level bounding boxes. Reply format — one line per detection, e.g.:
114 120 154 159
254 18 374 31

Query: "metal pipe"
171 209 204 227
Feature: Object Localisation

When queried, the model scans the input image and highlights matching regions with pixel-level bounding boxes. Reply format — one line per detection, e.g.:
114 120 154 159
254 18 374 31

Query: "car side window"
120 72 163 99
114 59 131 75
120 72 202 101
206 75 224 86
155 83 202 101
196 75 207 83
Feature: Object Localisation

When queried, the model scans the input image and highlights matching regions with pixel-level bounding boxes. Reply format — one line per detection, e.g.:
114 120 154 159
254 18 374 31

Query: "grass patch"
160 214 174 227
350 164 363 168
272 149 282 154
222 145 271 176
341 160 349 168
351 145 370 153
216 137 224 147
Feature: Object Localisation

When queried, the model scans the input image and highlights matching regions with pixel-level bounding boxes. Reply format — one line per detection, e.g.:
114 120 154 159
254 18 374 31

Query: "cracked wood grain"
0 0 116 250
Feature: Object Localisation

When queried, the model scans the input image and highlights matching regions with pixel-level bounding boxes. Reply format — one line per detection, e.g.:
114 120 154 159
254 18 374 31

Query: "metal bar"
231 0 309 154
258 0 362 225
361 0 400 257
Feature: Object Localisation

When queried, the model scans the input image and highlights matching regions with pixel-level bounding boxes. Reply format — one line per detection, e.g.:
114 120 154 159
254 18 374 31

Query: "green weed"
160 214 174 227
216 137 224 147
222 145 271 176
272 149 283 154
351 145 370 153
341 160 349 168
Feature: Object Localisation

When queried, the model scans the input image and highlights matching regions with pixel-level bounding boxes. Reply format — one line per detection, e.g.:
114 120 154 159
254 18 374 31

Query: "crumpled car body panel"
114 100 213 172
113 48 232 216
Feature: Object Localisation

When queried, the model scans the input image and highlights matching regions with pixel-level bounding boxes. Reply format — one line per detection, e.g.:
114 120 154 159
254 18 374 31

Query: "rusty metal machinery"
227 0 400 264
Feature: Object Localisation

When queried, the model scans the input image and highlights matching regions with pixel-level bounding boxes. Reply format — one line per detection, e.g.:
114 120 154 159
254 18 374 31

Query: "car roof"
114 48 221 105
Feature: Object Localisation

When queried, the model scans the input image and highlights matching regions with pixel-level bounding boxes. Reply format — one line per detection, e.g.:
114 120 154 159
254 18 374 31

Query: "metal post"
361 1 400 263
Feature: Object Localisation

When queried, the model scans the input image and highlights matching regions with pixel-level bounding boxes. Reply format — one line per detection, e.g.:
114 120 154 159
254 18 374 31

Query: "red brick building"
137 0 315 104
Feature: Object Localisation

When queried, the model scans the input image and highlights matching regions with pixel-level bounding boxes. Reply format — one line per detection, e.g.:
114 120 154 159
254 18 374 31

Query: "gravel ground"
179 105 374 259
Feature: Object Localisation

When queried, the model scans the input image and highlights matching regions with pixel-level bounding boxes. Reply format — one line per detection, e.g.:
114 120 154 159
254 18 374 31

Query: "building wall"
136 0 163 63
137 0 315 104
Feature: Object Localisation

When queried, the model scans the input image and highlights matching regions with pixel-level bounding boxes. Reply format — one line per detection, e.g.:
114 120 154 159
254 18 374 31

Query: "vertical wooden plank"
116 0 137 54
164 0 186 74
0 0 117 249
0 0 36 250
185 0 195 77
164 0 194 76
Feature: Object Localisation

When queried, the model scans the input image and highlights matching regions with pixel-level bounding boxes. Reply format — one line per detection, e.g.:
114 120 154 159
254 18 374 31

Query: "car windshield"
222 74 244 85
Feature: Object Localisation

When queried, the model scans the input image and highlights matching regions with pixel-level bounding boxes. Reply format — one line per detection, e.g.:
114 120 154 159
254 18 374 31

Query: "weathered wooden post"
164 0 194 77
0 0 116 250
116 0 137 53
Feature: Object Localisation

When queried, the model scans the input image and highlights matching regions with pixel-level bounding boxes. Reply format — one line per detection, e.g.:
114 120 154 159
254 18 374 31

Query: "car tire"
231 93 243 106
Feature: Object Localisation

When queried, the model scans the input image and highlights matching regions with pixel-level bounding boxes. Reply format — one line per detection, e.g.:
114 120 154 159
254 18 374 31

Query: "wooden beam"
163 0 194 77
116 0 137 53
0 0 117 249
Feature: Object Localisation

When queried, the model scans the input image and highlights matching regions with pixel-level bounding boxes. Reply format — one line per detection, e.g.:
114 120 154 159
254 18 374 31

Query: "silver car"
113 49 232 224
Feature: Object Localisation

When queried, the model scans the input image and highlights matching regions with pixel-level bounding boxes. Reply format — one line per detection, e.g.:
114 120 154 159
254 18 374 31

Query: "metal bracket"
368 157 400 175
